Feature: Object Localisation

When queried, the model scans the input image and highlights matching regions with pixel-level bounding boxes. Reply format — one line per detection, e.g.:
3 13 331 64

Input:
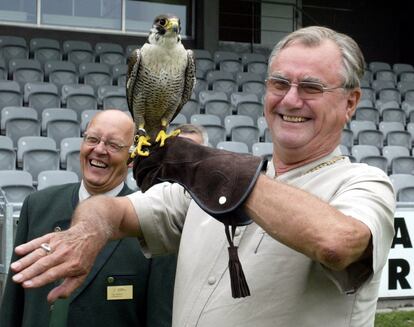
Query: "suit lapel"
69 184 132 302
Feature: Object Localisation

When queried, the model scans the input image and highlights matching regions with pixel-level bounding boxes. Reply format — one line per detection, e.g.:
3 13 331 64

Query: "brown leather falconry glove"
133 137 267 298
133 136 266 226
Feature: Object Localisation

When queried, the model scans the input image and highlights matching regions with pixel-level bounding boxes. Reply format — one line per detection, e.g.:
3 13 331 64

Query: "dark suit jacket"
0 183 176 327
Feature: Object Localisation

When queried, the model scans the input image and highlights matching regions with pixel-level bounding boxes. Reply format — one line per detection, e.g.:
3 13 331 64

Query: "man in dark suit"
0 110 174 327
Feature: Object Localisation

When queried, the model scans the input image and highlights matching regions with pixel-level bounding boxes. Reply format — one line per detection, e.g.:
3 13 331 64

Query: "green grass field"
375 311 414 326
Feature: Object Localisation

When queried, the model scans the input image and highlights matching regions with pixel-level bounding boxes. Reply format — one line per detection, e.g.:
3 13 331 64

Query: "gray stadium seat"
0 136 15 170
198 90 228 109
224 114 255 137
44 60 78 93
30 38 61 65
2 106 40 147
81 109 100 133
357 130 384 148
230 125 260 151
41 108 78 134
398 186 414 202
257 116 268 138
61 84 97 111
355 107 379 125
9 58 43 89
171 113 187 125
217 141 249 154
112 64 127 86
382 145 410 171
17 136 59 183
252 142 273 159
60 137 82 169
369 61 391 74
190 113 222 127
0 36 28 64
205 99 233 124
0 80 23 110
63 40 94 66
351 144 380 162
391 156 414 175
79 62 112 92
0 170 34 204
381 108 405 124
203 125 226 147
386 131 412 148
24 82 60 115
349 120 377 142
46 117 80 150
360 156 388 173
341 129 354 149
375 70 396 83
389 174 414 195
97 85 127 111
95 42 125 67
236 101 263 123
230 91 259 108
180 99 200 122
37 170 79 190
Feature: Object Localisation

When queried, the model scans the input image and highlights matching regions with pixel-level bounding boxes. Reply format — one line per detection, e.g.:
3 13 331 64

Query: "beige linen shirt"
127 147 395 327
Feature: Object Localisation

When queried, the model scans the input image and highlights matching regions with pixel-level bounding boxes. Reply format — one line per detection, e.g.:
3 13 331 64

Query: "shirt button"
207 276 216 285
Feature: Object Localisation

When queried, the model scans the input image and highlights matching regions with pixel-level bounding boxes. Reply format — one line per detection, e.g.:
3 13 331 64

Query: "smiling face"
80 110 134 195
264 39 360 168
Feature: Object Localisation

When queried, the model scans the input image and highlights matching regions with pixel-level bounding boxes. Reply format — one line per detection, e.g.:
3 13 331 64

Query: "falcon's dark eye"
159 18 167 26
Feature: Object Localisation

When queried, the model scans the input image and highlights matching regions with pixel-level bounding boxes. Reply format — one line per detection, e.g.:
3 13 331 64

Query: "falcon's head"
148 14 182 46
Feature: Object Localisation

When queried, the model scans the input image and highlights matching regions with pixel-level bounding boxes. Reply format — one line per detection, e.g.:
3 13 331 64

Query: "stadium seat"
171 113 187 125
0 136 16 170
44 60 78 93
355 107 379 125
190 113 222 126
112 64 127 87
341 129 354 149
224 114 255 137
60 137 82 169
375 70 397 83
389 173 414 195
357 130 384 148
37 170 79 190
213 51 240 70
230 125 260 151
63 40 94 66
30 38 61 65
97 85 127 111
0 35 28 64
9 58 43 89
369 61 391 74
398 186 414 202
386 131 412 148
79 62 112 92
391 156 414 175
80 109 100 133
95 42 125 67
217 141 249 153
257 116 268 138
24 82 60 115
205 99 233 124
236 101 263 122
0 80 23 110
203 125 226 147
381 108 406 124
198 90 228 109
351 144 380 162
180 99 200 122
252 142 273 159
43 110 81 149
1 106 40 147
61 84 98 112
382 145 410 171
0 170 34 204
17 136 59 183
230 91 259 108
349 120 377 142
360 155 388 173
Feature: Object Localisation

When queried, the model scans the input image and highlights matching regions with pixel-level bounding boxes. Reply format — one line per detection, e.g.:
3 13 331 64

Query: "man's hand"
11 222 107 303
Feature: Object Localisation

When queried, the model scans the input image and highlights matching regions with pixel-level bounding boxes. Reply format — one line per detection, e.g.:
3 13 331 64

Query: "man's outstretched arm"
10 195 139 303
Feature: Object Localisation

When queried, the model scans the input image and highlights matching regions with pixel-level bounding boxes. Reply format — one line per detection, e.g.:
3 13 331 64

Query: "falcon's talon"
155 129 181 147
130 135 151 157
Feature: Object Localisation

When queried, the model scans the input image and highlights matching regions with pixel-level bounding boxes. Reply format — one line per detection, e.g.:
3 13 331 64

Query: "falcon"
127 14 196 157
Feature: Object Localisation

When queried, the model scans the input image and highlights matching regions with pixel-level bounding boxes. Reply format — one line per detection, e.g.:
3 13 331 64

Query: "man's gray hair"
268 26 365 89
176 123 209 146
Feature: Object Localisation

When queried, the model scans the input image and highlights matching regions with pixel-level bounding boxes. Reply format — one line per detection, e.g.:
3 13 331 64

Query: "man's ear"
345 88 361 122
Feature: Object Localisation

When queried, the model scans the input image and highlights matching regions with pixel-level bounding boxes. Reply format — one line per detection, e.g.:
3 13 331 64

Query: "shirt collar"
78 180 125 202
266 146 343 181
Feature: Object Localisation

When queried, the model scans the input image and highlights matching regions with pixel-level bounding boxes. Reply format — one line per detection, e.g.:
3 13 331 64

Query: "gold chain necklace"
303 155 346 175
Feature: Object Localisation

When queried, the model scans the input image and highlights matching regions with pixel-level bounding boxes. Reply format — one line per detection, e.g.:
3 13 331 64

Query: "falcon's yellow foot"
130 135 152 158
155 129 181 147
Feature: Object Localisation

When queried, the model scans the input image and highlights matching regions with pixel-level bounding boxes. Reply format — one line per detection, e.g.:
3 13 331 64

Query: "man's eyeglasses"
266 76 344 100
83 134 129 153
